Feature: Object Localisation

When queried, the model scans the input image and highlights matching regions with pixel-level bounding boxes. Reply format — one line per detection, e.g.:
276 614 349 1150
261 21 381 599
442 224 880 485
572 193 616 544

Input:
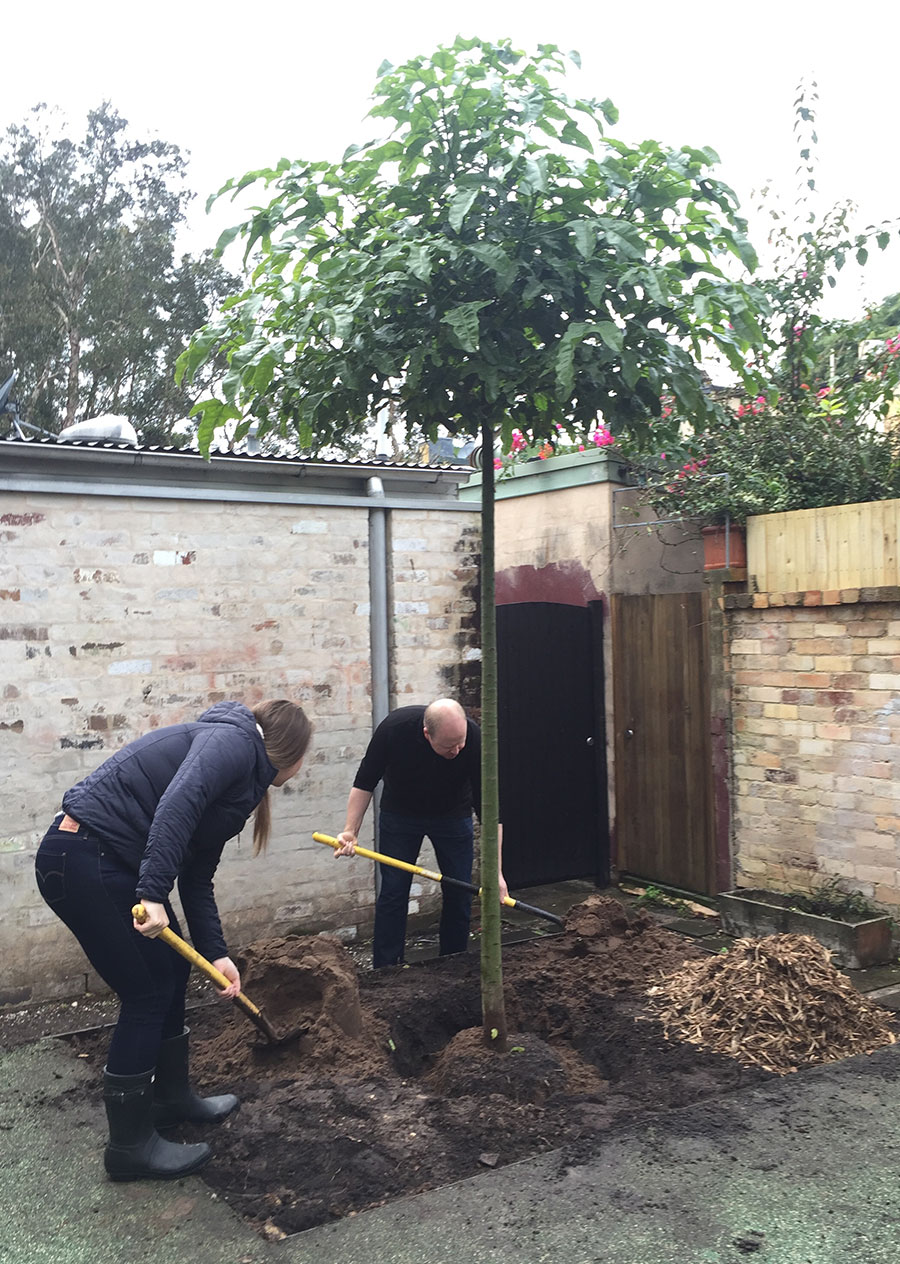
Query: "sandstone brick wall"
1 487 480 1003
726 591 900 915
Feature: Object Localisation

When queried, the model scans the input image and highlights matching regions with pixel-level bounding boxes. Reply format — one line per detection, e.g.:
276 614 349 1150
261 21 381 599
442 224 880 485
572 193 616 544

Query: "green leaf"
522 156 549 194
441 300 491 351
570 221 595 260
561 120 593 152
214 224 242 256
252 354 276 394
407 243 432 282
469 243 516 291
599 97 619 125
449 187 479 233
595 322 624 355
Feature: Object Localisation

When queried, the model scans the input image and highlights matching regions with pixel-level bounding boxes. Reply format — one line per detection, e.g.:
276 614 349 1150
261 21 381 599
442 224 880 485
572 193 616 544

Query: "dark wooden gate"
497 601 608 889
611 591 716 895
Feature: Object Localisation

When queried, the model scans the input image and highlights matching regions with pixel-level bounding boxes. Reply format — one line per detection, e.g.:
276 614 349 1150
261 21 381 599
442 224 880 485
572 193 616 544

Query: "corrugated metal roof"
0 433 472 472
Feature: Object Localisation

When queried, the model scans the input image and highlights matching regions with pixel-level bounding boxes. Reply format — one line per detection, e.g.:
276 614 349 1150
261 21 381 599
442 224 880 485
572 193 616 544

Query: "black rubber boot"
103 1068 211 1181
152 1028 240 1127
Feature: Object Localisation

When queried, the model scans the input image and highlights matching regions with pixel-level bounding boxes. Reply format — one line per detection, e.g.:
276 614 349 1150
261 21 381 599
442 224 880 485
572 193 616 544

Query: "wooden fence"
747 498 900 592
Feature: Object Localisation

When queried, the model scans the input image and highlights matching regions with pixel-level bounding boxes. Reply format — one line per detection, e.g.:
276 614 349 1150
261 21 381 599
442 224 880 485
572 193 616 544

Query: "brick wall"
726 590 900 915
1 486 480 1003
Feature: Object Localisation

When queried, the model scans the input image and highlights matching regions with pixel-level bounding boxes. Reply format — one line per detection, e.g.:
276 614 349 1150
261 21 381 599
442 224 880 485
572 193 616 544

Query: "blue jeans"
35 816 190 1075
373 810 474 968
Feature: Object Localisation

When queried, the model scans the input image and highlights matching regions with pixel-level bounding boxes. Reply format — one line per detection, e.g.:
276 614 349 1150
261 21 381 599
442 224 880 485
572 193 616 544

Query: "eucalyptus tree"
0 102 234 439
179 38 763 1047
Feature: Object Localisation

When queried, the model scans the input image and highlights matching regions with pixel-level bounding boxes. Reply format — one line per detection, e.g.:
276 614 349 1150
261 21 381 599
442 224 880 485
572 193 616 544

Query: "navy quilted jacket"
62 701 277 959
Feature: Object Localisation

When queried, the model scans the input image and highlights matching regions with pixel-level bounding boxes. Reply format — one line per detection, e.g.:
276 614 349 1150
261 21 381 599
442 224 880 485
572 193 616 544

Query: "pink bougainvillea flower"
817 386 831 398
494 457 503 470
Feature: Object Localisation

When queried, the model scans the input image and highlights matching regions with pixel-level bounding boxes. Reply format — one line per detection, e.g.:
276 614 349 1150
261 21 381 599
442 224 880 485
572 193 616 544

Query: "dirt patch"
59 895 786 1238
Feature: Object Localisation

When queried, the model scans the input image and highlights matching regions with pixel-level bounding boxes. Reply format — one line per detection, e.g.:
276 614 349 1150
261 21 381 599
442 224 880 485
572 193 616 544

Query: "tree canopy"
180 39 764 459
0 102 235 441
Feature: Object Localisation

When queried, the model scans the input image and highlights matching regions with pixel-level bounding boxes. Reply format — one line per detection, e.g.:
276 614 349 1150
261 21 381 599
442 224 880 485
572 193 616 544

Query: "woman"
34 698 312 1182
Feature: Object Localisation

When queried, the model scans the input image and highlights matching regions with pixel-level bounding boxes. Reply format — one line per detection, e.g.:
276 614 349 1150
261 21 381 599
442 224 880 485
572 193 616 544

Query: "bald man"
336 699 506 967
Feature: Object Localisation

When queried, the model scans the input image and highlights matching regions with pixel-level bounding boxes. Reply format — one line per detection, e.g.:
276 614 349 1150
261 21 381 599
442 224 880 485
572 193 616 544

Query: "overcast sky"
5 0 898 319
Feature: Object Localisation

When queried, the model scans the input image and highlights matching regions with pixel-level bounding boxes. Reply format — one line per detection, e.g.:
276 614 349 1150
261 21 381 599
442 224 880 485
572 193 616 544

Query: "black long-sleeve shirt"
353 706 481 819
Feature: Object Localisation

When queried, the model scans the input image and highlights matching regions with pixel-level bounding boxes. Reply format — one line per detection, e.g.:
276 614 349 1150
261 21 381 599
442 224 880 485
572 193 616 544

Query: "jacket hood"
198 701 259 734
198 701 277 781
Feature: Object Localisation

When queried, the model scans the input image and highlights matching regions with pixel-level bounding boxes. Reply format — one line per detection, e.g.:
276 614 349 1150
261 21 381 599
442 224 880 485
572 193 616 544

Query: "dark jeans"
34 816 189 1075
373 810 474 968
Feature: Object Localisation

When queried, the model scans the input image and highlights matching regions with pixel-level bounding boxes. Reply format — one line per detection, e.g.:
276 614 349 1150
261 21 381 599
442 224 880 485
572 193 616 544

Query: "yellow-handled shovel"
312 833 566 928
132 904 305 1046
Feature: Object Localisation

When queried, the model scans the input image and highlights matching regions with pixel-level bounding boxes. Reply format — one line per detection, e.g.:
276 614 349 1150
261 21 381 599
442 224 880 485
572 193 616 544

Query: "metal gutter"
0 440 477 511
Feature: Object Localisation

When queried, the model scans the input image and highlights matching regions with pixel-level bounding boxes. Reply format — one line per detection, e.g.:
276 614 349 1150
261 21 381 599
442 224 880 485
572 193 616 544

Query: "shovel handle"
131 904 265 1019
312 833 565 928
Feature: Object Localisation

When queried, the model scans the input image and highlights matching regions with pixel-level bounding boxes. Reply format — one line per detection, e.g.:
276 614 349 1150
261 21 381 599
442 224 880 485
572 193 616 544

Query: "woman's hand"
133 901 169 937
211 956 241 999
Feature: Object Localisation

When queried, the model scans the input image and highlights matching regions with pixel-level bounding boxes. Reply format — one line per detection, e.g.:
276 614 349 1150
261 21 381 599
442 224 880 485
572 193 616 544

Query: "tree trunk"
479 415 507 1051
65 327 81 428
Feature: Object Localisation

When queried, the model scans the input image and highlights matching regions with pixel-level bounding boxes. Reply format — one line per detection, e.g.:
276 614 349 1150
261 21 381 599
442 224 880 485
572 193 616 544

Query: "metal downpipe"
367 476 390 894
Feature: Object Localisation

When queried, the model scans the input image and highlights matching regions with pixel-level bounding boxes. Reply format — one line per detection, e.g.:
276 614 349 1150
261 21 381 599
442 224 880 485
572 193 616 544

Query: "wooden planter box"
719 888 893 969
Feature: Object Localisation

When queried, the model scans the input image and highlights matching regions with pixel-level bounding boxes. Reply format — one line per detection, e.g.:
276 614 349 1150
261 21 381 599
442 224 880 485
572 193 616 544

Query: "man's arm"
335 787 373 855
498 823 508 903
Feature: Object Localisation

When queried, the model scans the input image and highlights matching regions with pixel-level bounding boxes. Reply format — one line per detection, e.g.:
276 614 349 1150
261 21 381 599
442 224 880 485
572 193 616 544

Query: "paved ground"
3 1024 900 1264
4 886 900 1264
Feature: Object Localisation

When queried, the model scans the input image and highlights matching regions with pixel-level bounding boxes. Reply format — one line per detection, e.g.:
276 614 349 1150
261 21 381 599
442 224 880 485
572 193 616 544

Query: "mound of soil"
67 896 775 1239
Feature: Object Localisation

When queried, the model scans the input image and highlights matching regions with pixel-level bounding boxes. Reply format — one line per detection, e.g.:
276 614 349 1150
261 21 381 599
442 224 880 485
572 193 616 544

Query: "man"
336 698 506 967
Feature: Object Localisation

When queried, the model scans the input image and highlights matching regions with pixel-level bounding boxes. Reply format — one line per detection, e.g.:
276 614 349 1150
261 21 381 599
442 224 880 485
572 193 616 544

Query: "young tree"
0 102 235 440
179 38 764 1047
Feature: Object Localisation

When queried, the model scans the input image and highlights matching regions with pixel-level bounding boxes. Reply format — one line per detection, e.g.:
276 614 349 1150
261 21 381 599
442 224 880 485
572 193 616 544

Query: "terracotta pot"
701 523 746 570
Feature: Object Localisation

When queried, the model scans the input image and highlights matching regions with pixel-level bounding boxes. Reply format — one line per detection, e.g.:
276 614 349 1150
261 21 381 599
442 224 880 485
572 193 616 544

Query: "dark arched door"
497 601 608 889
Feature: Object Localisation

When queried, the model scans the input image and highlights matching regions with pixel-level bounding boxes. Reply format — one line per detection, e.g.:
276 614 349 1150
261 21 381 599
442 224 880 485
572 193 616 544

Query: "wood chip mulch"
646 933 898 1075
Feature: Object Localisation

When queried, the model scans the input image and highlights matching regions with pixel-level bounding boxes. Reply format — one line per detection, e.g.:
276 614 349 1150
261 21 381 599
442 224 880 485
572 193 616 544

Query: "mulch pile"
648 932 898 1074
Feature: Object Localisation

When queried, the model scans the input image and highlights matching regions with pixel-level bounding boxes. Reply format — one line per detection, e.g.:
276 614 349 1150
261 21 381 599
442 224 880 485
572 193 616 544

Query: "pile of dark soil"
65 896 780 1240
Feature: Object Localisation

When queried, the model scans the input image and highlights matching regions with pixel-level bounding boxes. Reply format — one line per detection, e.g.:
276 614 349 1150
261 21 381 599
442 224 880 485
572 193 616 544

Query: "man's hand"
499 872 509 904
211 956 241 999
334 831 358 857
